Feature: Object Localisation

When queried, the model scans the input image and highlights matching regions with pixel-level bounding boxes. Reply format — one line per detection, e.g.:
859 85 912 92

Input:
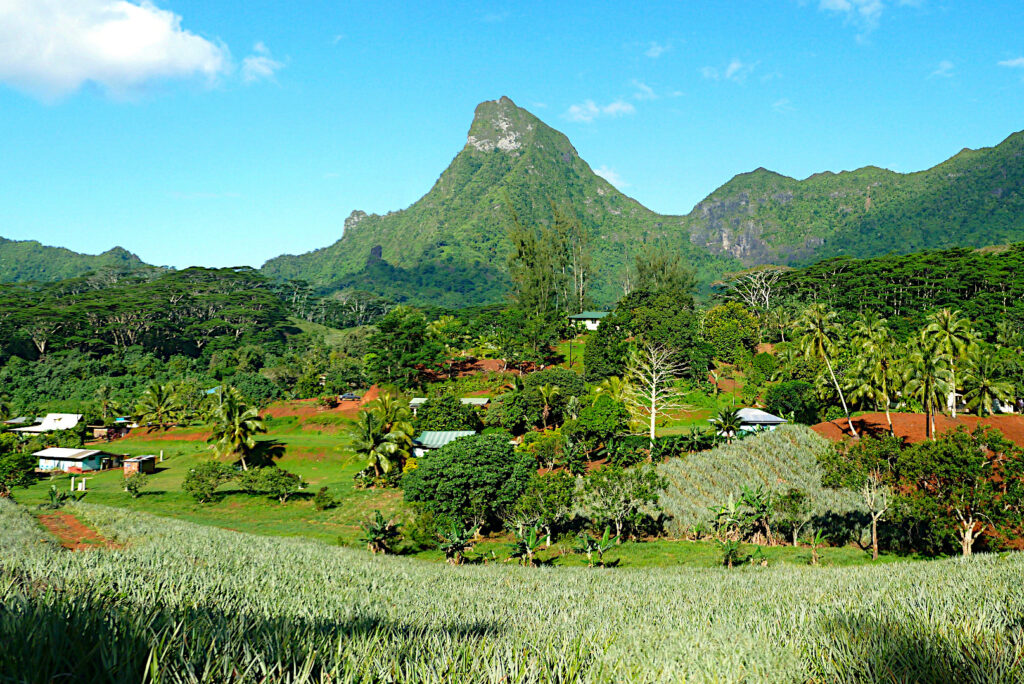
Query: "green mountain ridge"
261 97 1024 306
0 237 150 283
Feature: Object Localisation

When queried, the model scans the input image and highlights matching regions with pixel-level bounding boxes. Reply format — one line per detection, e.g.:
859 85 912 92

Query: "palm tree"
364 393 413 434
536 384 561 430
208 387 267 470
849 313 897 433
93 385 119 422
710 407 744 444
797 304 857 437
903 336 953 440
135 382 180 431
594 376 628 403
352 410 411 479
961 354 1013 417
924 309 976 418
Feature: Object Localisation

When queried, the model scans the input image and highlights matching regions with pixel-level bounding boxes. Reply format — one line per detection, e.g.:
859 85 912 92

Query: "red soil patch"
812 412 1024 447
120 429 212 443
38 512 118 551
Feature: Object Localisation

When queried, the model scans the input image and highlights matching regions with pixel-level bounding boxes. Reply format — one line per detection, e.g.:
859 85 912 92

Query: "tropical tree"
848 313 898 433
623 343 689 447
352 410 411 480
709 407 744 444
797 304 857 437
208 387 267 470
924 309 976 418
903 336 953 440
93 385 119 422
536 384 561 430
364 393 413 435
961 353 1013 417
594 376 629 404
134 382 180 431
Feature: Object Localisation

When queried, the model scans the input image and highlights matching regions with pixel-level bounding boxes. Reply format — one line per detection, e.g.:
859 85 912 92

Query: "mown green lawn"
16 415 403 545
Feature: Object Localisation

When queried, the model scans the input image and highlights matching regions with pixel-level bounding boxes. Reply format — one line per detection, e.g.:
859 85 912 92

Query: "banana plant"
438 523 477 565
573 526 618 567
510 524 545 567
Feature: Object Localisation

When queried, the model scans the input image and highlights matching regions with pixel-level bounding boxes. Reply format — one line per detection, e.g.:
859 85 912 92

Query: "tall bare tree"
623 343 690 447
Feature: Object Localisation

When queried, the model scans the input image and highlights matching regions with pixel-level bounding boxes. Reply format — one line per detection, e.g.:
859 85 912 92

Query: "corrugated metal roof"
568 311 610 319
33 448 106 460
412 431 477 450
12 413 82 433
737 408 787 424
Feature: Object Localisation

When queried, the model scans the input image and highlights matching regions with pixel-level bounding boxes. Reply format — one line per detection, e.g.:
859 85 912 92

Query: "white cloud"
931 60 954 77
701 59 755 83
631 80 657 101
998 57 1024 68
817 0 923 34
645 41 669 58
594 165 628 188
565 99 635 123
241 42 283 83
0 0 228 99
772 98 795 113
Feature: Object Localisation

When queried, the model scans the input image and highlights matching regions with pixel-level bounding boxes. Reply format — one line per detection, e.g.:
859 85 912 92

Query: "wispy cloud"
241 42 283 83
631 80 657 101
772 98 795 113
0 0 228 100
930 60 954 78
645 41 670 58
817 0 924 37
998 57 1024 68
701 59 756 83
565 99 636 123
594 165 629 188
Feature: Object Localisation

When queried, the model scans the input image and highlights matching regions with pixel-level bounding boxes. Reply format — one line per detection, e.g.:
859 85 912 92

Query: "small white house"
34 448 118 473
710 408 788 436
567 311 609 331
411 431 477 458
11 413 82 435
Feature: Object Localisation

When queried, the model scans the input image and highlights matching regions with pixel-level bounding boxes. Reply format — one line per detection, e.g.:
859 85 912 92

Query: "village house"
123 455 158 475
567 311 609 331
11 413 83 435
34 448 121 473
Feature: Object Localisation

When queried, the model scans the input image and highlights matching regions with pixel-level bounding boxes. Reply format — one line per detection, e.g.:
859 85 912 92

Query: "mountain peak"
465 96 543 154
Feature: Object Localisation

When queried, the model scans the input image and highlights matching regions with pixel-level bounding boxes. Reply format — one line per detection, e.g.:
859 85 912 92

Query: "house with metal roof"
567 311 609 331
34 448 120 473
409 397 490 416
709 408 788 436
411 431 477 457
11 413 82 435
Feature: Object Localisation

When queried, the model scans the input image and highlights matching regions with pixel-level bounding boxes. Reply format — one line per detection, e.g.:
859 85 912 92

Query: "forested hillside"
261 97 1024 307
0 237 151 282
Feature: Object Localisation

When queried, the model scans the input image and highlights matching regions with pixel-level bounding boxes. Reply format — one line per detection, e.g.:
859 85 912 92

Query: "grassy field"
3 499 1022 682
15 413 403 545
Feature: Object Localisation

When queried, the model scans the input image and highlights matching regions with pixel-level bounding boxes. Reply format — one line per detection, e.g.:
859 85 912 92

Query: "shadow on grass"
0 587 510 683
808 613 1024 682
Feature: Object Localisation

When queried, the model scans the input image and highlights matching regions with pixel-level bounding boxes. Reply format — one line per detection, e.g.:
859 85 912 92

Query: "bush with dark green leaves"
0 452 36 498
402 434 534 530
239 467 306 503
764 381 821 425
564 395 629 454
414 391 483 431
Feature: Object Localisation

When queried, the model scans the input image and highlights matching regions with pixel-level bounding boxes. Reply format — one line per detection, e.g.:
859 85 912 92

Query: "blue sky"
1 0 1023 269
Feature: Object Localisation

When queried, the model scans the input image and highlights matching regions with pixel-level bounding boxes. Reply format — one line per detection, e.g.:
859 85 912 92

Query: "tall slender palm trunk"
824 355 858 438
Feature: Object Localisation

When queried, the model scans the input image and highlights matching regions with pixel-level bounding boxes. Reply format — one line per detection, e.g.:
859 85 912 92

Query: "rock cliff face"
261 97 1024 305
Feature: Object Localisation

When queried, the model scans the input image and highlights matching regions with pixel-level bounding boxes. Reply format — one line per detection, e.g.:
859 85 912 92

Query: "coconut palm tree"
352 410 412 479
594 376 628 404
364 393 413 434
924 309 976 418
849 313 897 433
961 354 1013 417
536 384 561 430
208 387 267 470
797 304 857 437
710 407 744 444
135 382 180 431
903 336 953 440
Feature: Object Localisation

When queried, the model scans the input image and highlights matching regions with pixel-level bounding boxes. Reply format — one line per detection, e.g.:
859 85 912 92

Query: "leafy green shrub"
402 434 534 530
239 467 305 503
0 452 36 497
121 473 148 499
580 465 667 540
704 303 759 362
312 487 336 511
414 391 482 431
182 460 236 503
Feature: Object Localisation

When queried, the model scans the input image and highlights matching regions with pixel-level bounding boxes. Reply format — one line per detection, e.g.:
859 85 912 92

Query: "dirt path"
38 512 117 551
